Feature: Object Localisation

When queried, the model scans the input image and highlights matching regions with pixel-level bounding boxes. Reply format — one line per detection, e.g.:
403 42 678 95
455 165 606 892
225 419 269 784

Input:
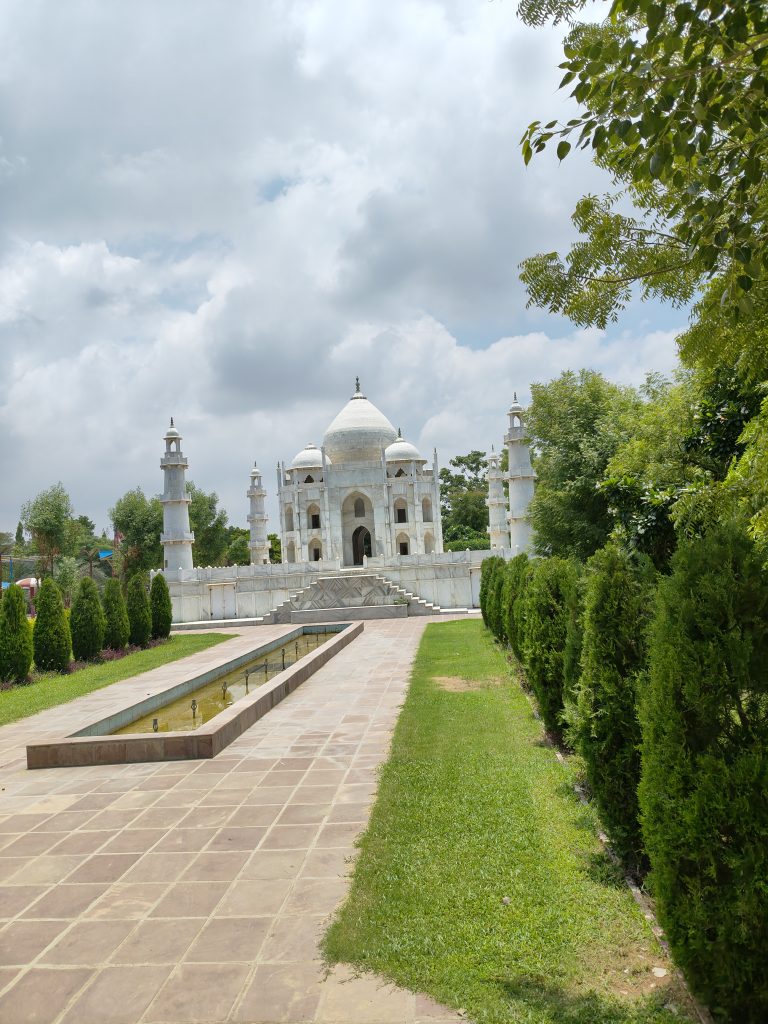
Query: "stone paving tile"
148 881 229 919
85 883 169 920
21 883 109 919
0 918 68 965
60 964 172 1024
0 885 49 919
0 619 467 1023
111 918 203 964
232 961 325 1023
0 966 93 1023
143 961 251 1022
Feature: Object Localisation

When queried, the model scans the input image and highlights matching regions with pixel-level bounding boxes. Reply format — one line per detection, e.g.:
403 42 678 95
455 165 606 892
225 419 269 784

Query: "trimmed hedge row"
0 573 173 682
479 525 768 1020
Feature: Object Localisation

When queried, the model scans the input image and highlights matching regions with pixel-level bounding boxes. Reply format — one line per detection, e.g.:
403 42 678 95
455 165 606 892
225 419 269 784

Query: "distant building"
157 381 534 623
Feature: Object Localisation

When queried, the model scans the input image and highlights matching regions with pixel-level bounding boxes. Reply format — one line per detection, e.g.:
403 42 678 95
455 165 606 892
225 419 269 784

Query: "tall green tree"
224 527 250 566
0 532 13 585
575 542 655 871
519 1 768 322
70 577 106 662
150 574 173 639
526 370 639 560
126 574 152 647
640 522 768 1019
268 532 282 563
102 578 129 651
521 556 578 737
0 584 33 684
33 578 71 673
188 482 229 567
439 451 490 547
110 488 163 577
21 483 74 576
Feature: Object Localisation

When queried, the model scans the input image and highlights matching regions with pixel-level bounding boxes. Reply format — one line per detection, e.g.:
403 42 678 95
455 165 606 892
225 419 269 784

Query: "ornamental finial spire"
397 426 402 438
170 416 174 428
355 376 361 394
513 392 517 402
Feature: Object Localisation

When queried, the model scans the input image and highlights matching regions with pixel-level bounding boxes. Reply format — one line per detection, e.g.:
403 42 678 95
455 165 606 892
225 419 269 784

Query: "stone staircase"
264 572 442 624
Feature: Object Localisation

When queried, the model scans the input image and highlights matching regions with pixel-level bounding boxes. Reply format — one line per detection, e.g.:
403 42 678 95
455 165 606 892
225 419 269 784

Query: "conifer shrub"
70 577 105 662
521 556 576 736
503 553 530 660
639 523 768 1020
33 577 71 673
561 565 585 741
126 573 152 647
487 559 507 641
512 558 534 666
102 578 129 650
575 543 655 872
0 584 33 684
479 556 503 628
150 573 173 639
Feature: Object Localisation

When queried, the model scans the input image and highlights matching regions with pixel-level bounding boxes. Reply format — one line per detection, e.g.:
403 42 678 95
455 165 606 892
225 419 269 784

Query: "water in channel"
114 630 332 735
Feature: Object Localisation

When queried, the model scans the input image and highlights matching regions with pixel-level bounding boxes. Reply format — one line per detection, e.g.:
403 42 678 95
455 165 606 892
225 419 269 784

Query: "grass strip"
0 633 234 727
323 619 696 1024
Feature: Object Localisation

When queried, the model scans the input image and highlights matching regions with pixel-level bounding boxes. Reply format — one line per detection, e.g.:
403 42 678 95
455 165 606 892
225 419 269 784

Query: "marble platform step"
265 572 443 624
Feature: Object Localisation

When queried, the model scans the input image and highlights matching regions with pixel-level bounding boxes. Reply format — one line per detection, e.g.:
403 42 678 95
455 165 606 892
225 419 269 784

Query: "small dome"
164 417 180 439
290 443 324 470
385 434 424 463
508 391 523 415
323 382 397 463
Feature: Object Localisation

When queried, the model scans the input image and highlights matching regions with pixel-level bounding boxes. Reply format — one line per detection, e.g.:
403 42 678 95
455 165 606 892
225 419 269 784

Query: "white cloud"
0 0 686 535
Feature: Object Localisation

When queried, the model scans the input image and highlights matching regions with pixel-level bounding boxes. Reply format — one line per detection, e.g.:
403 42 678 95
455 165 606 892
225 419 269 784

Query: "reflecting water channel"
114 630 332 735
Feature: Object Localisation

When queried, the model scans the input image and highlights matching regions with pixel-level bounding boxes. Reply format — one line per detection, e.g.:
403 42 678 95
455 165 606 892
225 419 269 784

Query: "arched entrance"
352 525 372 565
341 492 375 566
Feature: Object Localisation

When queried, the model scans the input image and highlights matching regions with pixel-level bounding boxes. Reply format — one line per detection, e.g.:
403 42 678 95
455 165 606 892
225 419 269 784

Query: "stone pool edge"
26 621 364 769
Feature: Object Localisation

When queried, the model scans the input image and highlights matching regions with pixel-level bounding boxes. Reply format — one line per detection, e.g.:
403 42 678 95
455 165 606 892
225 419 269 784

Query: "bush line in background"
0 573 174 683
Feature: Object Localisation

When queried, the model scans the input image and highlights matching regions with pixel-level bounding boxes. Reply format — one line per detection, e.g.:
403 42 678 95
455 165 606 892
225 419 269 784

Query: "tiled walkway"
0 619 463 1024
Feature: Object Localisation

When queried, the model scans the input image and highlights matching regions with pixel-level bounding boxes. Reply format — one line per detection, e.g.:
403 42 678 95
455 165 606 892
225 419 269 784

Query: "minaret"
160 419 194 572
247 463 270 565
505 394 535 553
486 446 509 550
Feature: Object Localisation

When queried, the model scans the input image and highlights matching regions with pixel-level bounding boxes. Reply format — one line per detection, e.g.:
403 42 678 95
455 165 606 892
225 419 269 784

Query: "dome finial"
170 416 174 428
355 376 361 394
397 426 402 438
513 392 517 403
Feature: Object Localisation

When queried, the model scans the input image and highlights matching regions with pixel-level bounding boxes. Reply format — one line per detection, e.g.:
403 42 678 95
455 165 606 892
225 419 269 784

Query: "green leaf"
557 140 572 161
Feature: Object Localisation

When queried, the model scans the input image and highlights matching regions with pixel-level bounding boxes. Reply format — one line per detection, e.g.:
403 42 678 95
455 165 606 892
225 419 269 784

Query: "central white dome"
323 387 397 463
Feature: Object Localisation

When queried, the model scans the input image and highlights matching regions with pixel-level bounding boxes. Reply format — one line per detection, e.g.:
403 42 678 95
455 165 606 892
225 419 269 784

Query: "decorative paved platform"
0 618 463 1024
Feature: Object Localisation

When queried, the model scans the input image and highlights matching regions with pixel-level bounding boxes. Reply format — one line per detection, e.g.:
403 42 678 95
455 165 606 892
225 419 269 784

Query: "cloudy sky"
0 0 686 535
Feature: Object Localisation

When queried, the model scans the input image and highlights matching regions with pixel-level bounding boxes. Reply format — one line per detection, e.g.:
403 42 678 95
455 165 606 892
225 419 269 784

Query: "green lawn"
323 619 696 1024
0 633 234 727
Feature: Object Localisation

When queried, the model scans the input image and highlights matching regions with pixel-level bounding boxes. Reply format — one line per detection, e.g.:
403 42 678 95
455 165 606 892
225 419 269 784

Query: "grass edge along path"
323 619 696 1024
0 633 234 727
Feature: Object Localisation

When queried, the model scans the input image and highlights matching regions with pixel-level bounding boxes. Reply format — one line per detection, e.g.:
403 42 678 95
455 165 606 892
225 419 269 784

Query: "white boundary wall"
160 549 517 623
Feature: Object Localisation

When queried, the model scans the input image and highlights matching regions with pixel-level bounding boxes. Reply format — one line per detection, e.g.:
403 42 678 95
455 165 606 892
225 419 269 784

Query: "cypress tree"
575 543 655 872
561 564 585 743
126 573 152 647
503 552 530 661
487 559 507 641
640 523 768 1020
511 558 534 666
33 578 71 673
102 578 129 650
150 573 173 639
521 556 576 737
479 556 503 627
70 577 105 662
0 584 33 684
